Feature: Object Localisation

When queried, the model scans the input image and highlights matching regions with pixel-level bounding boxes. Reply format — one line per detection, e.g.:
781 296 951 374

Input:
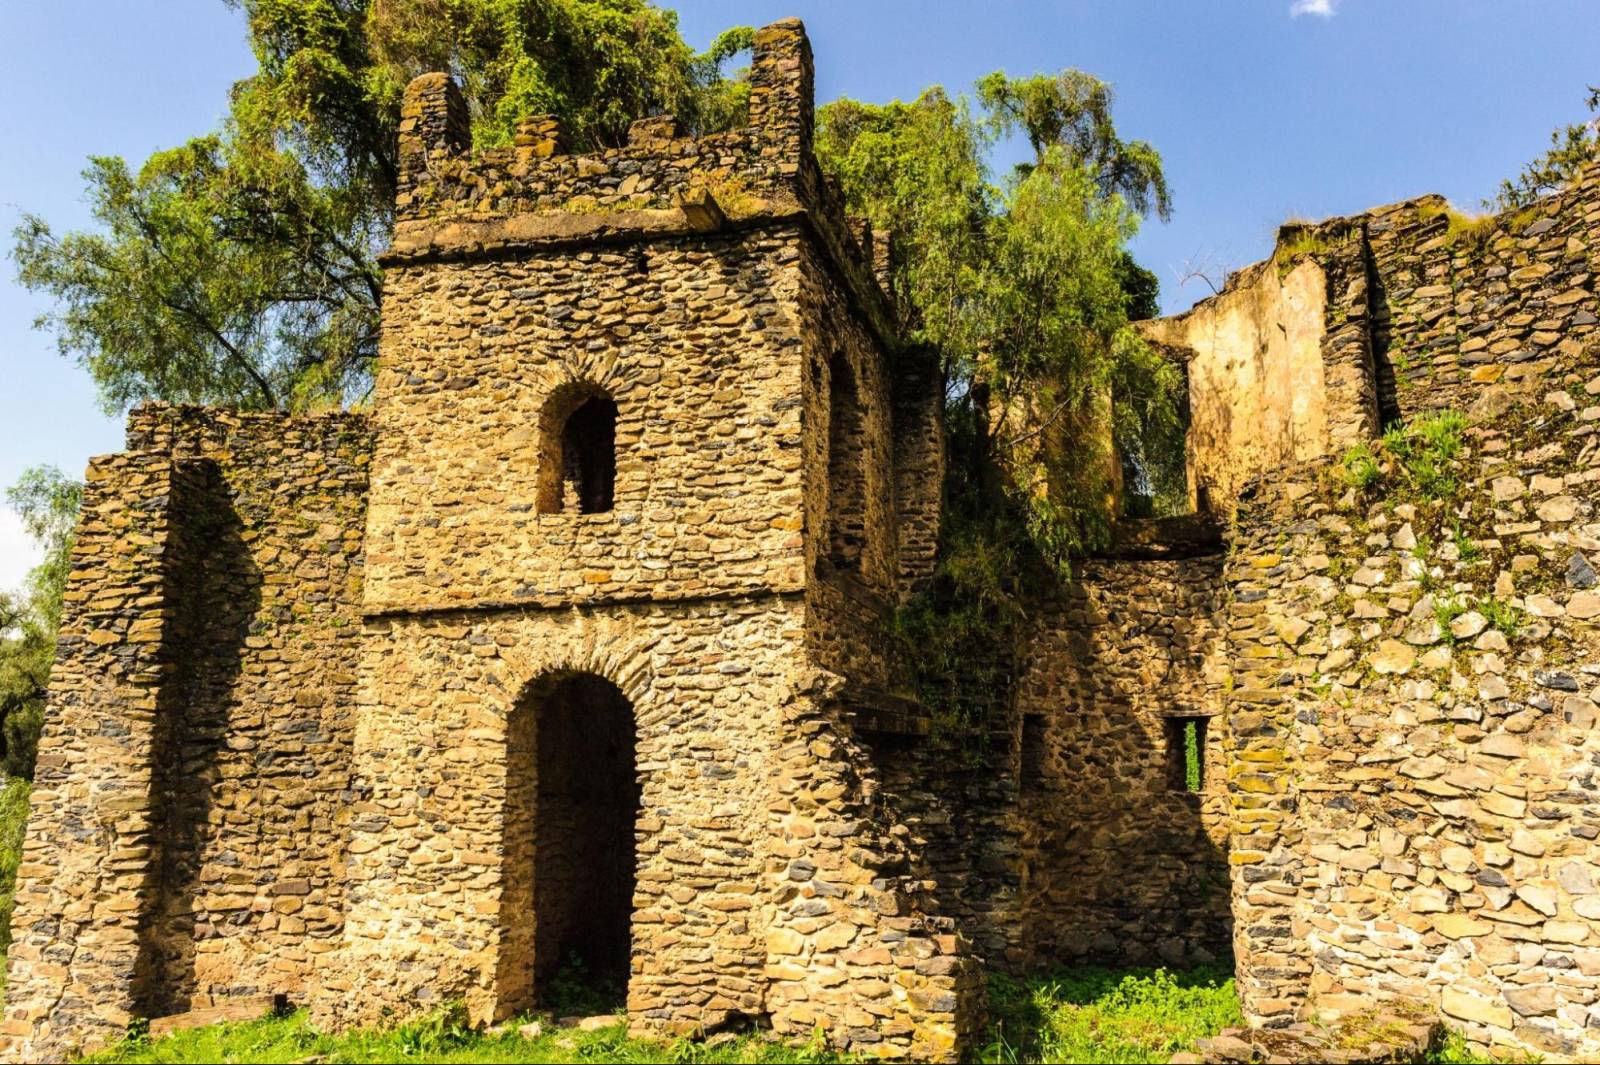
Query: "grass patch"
1275 225 1333 275
1417 203 1499 248
1341 442 1382 490
58 963 1540 1065
1384 410 1467 500
1433 594 1469 641
77 965 1246 1065
80 1006 846 1065
1451 521 1482 564
977 965 1242 1064
1478 595 1523 640
1344 411 1468 503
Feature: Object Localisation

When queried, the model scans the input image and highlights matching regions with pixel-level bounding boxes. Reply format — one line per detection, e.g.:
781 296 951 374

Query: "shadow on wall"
1013 555 1233 971
861 552 1233 977
131 461 263 1016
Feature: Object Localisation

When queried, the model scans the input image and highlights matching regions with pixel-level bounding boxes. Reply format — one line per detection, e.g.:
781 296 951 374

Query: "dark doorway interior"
534 672 639 997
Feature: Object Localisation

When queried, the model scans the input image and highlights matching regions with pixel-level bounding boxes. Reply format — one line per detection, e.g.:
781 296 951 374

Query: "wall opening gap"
1020 714 1047 789
1164 715 1206 793
538 387 618 515
826 352 868 571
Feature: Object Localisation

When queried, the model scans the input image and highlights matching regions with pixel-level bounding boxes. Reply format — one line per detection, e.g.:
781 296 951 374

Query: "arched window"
538 385 618 515
826 353 868 570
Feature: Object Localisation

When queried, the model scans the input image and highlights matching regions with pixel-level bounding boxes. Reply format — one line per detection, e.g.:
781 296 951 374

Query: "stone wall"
126 409 371 1016
1015 555 1234 969
364 228 812 612
1365 164 1600 420
1222 364 1600 1059
1142 161 1600 522
2 409 370 1062
1141 259 1336 512
40 18 1600 1065
799 235 906 693
315 601 798 1030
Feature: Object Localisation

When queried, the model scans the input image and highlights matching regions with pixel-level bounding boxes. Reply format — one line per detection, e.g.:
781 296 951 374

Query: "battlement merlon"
385 18 899 349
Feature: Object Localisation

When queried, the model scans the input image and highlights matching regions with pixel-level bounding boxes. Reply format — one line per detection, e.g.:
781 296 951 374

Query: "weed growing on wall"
1478 596 1524 640
1340 442 1382 490
1341 410 1468 503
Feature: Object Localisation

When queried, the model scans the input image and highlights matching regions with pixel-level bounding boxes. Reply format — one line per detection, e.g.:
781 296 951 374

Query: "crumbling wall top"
385 17 901 356
389 19 818 255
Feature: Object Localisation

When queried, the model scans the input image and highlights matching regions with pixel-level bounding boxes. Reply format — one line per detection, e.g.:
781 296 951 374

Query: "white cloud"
1290 0 1337 17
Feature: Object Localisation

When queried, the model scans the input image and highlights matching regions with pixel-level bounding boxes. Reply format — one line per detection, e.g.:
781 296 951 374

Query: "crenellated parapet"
383 20 900 348
392 20 813 243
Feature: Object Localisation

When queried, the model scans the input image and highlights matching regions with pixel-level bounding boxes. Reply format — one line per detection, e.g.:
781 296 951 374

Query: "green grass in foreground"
72 963 1517 1065
977 964 1241 1064
81 1007 846 1065
80 965 1242 1065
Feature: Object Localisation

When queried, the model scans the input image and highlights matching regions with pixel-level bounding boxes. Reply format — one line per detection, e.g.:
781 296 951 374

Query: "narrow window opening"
1020 714 1047 788
538 387 617 515
1165 715 1206 793
826 353 868 570
562 396 617 513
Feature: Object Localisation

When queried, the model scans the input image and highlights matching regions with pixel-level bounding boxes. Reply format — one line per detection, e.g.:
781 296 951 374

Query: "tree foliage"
818 70 1182 570
1495 85 1600 210
0 467 82 780
12 0 754 412
977 70 1171 220
819 72 1180 737
12 7 1183 741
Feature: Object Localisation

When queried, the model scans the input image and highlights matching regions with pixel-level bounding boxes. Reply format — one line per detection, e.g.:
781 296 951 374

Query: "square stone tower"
314 16 966 1059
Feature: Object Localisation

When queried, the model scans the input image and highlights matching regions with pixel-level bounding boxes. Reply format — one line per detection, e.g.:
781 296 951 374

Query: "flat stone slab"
1176 1005 1440 1064
148 993 286 1039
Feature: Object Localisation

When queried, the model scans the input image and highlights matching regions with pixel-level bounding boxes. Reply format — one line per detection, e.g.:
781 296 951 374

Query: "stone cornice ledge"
381 198 807 266
363 583 807 621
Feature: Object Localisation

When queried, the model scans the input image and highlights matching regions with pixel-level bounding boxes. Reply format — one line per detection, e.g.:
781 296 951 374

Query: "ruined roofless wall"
1142 159 1600 518
1224 373 1600 1060
1 407 371 1062
1014 556 1234 970
1141 151 1600 1062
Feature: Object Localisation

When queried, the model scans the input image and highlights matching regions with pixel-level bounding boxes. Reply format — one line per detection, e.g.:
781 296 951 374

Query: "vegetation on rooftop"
1492 83 1600 210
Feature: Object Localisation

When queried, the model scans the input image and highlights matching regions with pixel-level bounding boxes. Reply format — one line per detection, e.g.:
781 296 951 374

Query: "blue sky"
0 0 1593 589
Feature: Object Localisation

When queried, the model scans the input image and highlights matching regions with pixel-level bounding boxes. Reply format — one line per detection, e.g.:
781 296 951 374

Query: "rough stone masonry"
5 15 1600 1064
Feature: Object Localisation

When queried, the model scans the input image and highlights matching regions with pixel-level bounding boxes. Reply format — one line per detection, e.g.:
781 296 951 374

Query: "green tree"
820 71 1180 736
13 0 754 412
976 69 1171 220
0 467 82 780
818 70 1181 565
1494 85 1600 210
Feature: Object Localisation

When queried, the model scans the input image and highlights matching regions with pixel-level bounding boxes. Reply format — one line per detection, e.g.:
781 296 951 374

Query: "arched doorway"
505 671 640 1008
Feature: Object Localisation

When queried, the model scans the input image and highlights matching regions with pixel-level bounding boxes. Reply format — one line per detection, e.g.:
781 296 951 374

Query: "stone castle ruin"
6 17 1600 1063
